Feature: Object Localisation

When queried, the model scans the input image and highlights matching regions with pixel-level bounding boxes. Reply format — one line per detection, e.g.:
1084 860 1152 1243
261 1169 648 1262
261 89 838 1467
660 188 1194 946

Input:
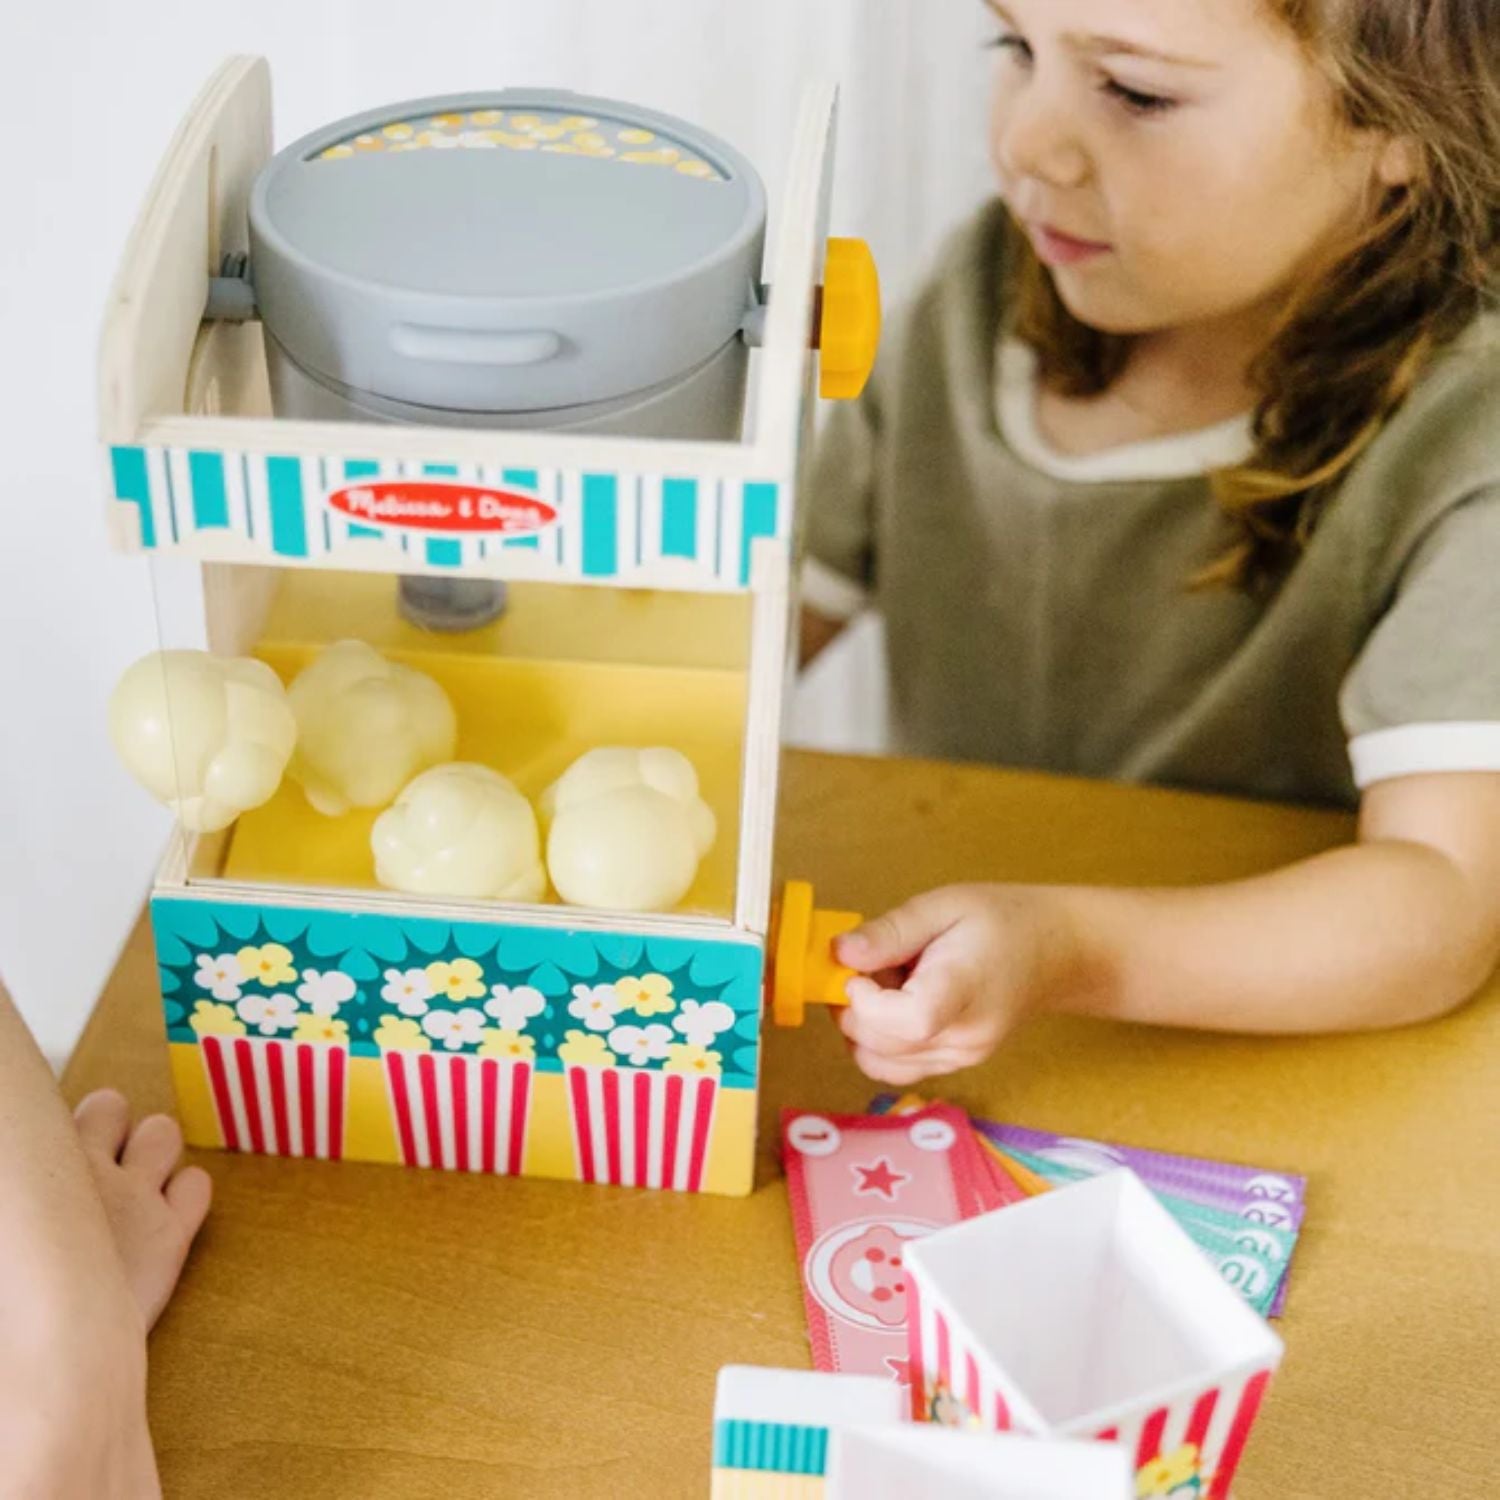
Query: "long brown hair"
1007 0 1500 590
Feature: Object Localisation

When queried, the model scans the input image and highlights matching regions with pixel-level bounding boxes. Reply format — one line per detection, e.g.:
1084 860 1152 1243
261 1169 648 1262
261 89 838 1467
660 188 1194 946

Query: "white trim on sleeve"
800 557 870 621
1349 722 1500 788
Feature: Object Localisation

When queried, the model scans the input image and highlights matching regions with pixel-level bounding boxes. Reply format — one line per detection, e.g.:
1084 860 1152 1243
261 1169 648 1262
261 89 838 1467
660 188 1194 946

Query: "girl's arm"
836 773 1500 1083
0 982 160 1495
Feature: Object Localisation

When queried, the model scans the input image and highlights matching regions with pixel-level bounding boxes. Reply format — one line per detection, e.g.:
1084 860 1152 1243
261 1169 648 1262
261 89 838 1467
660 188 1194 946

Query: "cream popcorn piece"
108 651 297 834
372 764 546 902
287 641 457 816
540 748 716 912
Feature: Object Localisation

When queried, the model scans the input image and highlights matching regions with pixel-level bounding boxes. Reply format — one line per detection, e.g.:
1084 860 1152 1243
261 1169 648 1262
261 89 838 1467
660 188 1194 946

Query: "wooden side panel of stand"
192 320 282 661
732 85 839 935
98 56 271 456
202 563 282 658
735 541 794 935
744 81 838 475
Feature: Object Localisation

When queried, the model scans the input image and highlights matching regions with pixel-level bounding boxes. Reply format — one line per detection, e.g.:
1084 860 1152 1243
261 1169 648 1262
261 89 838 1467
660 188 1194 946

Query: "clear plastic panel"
137 555 751 924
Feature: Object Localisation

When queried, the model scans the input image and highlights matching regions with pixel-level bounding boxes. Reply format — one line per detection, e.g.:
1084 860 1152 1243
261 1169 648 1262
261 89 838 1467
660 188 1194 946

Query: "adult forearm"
0 986 123 1295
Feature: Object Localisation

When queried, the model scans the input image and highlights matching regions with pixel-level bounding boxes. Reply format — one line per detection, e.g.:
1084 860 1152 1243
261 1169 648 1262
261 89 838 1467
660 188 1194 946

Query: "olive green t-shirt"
803 201 1500 809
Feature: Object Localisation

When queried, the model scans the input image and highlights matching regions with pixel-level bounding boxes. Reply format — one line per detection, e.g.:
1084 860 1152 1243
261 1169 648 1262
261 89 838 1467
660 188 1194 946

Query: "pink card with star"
782 1106 1022 1383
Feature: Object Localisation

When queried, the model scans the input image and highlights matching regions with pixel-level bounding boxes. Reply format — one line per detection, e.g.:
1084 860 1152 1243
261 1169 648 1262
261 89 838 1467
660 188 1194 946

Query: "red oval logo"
326 480 557 536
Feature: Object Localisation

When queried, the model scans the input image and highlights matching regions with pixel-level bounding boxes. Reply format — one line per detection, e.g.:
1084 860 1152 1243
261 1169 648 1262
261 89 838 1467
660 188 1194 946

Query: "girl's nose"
993 84 1091 191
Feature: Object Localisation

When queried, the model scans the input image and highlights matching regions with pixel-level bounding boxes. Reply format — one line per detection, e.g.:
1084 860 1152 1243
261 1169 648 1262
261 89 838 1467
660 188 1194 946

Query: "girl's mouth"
1028 222 1113 267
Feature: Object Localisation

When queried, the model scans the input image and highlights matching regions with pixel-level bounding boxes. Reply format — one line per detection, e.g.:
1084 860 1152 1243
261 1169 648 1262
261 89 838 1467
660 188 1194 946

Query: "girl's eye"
986 31 1034 66
1102 78 1178 116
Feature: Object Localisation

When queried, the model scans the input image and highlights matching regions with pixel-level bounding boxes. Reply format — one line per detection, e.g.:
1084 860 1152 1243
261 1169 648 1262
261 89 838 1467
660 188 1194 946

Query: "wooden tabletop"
65 752 1500 1499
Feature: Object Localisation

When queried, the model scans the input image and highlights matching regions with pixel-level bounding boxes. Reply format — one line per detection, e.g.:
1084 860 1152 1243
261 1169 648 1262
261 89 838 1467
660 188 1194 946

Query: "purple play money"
973 1119 1306 1315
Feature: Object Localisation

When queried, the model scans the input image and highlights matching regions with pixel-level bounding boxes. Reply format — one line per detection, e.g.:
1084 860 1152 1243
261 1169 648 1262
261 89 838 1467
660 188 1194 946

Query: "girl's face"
986 0 1408 336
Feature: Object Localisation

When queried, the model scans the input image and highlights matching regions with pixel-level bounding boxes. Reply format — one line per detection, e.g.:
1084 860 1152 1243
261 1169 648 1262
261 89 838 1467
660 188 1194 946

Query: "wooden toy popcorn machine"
99 58 880 1197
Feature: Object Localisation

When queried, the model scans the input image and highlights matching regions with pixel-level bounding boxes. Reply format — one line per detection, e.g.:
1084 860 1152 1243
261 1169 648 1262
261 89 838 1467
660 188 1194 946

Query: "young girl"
802 0 1500 1084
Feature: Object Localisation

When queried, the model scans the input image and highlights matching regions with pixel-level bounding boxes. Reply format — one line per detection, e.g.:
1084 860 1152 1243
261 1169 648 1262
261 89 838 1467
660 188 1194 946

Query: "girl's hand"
834 885 1075 1085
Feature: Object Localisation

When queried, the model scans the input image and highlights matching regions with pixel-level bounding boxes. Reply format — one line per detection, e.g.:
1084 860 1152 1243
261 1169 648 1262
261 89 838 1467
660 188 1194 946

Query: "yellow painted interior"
205 571 753 921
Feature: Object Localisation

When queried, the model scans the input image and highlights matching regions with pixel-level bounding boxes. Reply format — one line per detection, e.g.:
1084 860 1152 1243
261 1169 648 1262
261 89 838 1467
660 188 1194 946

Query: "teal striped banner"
503 468 541 551
104 444 783 589
110 446 154 547
712 1420 829 1476
265 456 308 558
423 463 463 564
662 477 698 558
581 473 618 577
739 481 779 585
187 451 229 529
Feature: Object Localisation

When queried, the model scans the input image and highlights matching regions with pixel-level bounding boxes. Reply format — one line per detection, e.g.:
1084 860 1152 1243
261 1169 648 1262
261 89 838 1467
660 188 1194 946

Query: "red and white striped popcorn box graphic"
381 1049 534 1174
904 1171 1283 1500
566 1064 719 1191
199 1034 349 1159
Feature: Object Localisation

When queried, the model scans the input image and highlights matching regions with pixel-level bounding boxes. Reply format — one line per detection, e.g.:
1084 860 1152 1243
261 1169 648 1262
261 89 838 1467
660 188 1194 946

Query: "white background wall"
0 0 995 1062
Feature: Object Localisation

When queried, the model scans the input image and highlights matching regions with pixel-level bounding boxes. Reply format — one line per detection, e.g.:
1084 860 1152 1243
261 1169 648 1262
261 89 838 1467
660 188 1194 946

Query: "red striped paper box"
904 1171 1283 1499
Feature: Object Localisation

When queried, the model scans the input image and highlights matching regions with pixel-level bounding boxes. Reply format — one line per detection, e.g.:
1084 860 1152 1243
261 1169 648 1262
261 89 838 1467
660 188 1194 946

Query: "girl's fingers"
847 1043 978 1087
121 1114 186 1188
73 1089 132 1162
837 888 968 974
164 1165 213 1235
838 994 928 1054
844 966 971 1049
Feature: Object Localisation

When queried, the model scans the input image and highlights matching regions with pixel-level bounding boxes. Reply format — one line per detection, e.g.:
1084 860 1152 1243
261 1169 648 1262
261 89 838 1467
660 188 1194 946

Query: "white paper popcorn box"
904 1171 1284 1500
200 1034 349 1159
566 1063 719 1191
826 1425 1133 1500
712 1365 904 1496
382 1050 534 1174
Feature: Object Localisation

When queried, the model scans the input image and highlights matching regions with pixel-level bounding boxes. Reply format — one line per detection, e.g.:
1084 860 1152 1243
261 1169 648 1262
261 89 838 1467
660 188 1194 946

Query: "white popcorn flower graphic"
485 985 546 1032
236 992 299 1036
568 984 623 1033
296 969 357 1017
672 1000 736 1048
608 1023 674 1067
421 1008 487 1052
195 953 243 1002
382 967 434 1017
